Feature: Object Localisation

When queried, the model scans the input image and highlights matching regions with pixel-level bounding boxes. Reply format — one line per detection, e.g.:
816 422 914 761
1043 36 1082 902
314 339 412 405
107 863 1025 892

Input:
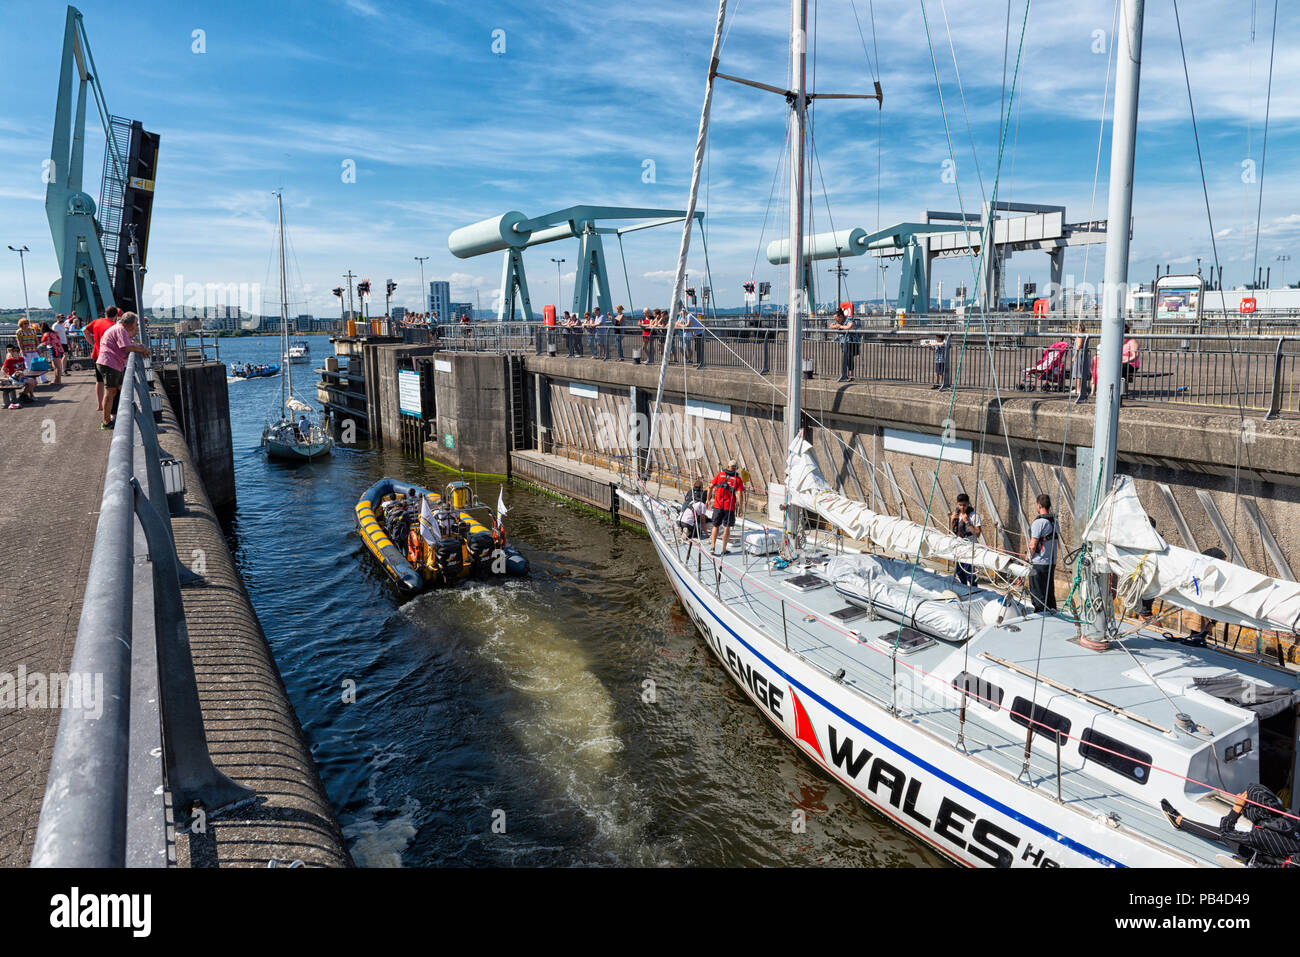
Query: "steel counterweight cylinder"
767 227 869 265
448 211 532 258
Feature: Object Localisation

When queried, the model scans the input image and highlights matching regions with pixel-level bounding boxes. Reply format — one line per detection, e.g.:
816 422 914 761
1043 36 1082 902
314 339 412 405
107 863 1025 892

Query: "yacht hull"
631 490 1195 869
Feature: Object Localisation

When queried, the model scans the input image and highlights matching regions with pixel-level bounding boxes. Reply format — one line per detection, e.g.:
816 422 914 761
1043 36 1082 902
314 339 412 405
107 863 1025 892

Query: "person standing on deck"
1071 322 1090 399
1026 493 1057 612
950 493 982 587
708 458 745 555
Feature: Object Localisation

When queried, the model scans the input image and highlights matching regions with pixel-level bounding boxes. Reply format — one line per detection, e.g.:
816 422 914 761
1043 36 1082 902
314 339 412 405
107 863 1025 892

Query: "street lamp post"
343 271 356 322
551 257 565 312
829 248 848 307
1279 254 1291 289
414 256 428 316
7 245 31 322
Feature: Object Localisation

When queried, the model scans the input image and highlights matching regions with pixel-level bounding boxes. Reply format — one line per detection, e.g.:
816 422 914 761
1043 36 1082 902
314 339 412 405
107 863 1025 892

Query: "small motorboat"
356 478 528 593
230 363 281 380
287 340 311 363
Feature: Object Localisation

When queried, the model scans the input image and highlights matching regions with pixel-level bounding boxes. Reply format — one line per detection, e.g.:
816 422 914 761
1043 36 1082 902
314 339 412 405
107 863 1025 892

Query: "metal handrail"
31 352 252 867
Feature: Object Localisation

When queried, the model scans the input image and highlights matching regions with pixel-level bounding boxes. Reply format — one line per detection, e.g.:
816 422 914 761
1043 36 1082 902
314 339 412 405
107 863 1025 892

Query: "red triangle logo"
789 686 824 759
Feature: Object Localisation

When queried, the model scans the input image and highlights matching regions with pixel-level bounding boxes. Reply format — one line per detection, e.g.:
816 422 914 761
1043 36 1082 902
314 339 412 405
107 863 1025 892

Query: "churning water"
219 334 941 867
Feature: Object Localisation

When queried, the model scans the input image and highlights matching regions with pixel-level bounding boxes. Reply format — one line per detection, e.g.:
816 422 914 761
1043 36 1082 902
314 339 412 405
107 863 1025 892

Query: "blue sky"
1 0 1297 316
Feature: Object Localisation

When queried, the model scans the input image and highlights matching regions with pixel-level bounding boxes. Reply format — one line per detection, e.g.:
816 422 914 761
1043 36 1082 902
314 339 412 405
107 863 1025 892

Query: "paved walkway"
0 371 109 865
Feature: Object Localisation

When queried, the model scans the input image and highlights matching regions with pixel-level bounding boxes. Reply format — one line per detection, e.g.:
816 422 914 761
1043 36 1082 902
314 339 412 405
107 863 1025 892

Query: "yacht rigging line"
906 0 1032 604
1247 0 1279 317
1171 0 1259 543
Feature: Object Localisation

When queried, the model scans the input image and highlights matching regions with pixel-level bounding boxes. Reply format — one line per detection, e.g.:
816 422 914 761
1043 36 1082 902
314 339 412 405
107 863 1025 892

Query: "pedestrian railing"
30 352 252 868
528 326 1300 417
148 329 220 365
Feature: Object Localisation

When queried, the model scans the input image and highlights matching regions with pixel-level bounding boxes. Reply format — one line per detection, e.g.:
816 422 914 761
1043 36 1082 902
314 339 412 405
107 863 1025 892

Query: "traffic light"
758 281 771 300
386 279 397 296
686 286 697 301
358 280 371 296
743 281 755 294
332 287 344 299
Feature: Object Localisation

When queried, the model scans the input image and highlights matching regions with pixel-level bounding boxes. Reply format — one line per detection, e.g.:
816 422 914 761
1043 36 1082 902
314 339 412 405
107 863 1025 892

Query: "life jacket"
712 470 742 511
407 528 423 565
1031 515 1056 556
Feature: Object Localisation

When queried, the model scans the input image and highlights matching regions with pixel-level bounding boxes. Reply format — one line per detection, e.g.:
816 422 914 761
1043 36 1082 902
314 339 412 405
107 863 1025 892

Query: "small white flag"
420 496 440 543
497 486 508 518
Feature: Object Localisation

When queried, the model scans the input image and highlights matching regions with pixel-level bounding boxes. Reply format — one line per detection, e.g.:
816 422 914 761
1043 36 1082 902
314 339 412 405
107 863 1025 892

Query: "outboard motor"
467 529 495 572
433 538 463 582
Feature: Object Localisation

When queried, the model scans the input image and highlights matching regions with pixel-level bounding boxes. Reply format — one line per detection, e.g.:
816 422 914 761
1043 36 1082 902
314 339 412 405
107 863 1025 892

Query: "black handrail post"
1266 336 1285 420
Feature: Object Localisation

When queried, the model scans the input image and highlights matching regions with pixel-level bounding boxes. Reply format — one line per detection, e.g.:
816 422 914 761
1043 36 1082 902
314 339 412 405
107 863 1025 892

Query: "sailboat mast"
1085 0 1145 645
785 0 809 533
277 191 291 411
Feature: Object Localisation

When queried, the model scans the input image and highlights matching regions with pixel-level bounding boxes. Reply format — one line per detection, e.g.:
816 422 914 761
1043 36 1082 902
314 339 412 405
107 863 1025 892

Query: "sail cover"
785 437 1030 578
1083 476 1300 634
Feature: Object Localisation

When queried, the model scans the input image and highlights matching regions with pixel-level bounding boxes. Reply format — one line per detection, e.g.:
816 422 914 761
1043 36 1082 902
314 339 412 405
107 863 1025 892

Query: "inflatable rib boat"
356 478 528 593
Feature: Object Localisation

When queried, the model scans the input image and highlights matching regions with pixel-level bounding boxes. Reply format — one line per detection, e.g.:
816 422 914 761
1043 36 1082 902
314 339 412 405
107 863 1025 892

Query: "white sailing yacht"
626 0 1300 868
262 191 333 462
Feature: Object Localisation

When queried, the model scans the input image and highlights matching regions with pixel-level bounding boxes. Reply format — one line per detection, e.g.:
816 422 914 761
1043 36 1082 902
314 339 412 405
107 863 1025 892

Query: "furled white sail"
785 437 1030 577
1084 476 1300 634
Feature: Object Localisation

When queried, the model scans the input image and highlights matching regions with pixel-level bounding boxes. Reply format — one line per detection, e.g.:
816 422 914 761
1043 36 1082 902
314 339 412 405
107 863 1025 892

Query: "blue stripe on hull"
654 527 1126 868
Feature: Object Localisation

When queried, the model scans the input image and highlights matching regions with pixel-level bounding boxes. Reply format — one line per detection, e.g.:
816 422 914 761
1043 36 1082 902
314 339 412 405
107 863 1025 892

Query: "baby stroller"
1016 340 1070 392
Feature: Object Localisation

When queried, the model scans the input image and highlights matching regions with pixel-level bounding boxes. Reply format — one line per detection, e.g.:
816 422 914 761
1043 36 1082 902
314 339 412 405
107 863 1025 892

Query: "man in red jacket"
708 458 745 555
84 306 119 411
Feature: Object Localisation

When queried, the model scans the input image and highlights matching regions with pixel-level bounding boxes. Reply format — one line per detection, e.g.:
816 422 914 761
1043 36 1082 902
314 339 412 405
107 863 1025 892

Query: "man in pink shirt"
96 312 150 429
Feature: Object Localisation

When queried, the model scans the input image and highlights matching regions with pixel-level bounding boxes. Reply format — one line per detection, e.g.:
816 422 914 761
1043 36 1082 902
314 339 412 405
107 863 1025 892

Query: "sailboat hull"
630 490 1195 869
265 437 332 461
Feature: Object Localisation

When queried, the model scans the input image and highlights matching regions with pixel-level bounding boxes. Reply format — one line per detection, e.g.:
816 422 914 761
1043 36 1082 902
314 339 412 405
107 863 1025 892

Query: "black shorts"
710 508 736 528
97 363 124 389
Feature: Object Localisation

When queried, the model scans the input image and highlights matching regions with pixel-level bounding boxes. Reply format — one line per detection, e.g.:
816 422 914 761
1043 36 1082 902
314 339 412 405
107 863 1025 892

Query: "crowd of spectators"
2 305 148 429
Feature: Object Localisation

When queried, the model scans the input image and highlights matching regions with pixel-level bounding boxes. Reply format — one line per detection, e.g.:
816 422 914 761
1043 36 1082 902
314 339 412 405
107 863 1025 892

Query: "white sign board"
435 359 452 373
883 427 972 464
398 369 422 417
685 398 731 422
569 382 599 399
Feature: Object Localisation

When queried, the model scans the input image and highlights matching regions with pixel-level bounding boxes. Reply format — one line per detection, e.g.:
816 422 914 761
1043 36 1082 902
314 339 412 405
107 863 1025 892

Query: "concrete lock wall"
426 352 509 476
159 361 236 509
364 342 439 445
525 355 1300 578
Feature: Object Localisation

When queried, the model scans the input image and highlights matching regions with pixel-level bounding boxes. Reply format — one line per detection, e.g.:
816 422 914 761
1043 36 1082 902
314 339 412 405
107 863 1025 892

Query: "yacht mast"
1084 0 1145 647
277 190 291 415
784 0 809 535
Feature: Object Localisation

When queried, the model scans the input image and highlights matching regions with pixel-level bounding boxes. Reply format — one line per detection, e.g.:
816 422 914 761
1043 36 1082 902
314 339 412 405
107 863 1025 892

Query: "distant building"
428 281 451 323
391 306 406 322
449 301 473 321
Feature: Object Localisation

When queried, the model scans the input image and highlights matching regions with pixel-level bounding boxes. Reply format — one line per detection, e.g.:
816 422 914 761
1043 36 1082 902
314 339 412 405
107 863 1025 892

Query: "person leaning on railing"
829 307 859 382
95 312 150 431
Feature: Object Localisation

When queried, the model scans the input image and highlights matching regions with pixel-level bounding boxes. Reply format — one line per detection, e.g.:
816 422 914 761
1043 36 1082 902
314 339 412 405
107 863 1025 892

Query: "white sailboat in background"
262 191 333 462
626 0 1300 868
